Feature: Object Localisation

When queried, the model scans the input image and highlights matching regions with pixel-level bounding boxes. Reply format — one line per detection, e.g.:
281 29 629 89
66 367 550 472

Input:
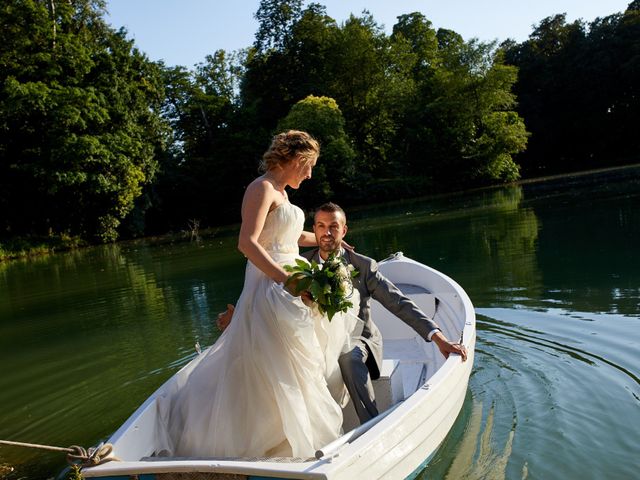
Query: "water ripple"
423 307 640 479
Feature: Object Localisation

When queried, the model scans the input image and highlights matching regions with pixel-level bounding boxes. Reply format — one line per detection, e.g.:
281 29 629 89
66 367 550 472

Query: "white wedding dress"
156 201 359 459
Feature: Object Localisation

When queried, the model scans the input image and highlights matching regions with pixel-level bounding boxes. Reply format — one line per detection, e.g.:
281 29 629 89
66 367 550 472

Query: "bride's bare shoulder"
245 176 275 195
242 176 279 212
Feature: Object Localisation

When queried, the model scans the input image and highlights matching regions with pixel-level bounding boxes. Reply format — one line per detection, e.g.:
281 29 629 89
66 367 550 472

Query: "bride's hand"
284 276 303 297
300 291 314 307
284 278 314 306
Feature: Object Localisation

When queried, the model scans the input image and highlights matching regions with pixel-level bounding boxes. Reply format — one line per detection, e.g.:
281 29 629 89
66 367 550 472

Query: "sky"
105 1 632 68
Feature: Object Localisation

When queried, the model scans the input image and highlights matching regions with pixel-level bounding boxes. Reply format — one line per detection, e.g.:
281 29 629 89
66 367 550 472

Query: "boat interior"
344 284 463 432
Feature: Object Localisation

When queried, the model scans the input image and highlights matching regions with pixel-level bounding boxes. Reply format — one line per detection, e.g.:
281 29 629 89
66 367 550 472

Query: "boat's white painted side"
83 253 475 479
314 343 474 479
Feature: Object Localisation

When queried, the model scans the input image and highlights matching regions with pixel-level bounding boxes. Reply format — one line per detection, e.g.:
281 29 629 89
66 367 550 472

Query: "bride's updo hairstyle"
260 130 320 172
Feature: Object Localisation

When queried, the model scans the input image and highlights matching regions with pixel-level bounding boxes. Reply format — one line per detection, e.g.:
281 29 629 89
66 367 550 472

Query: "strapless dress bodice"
258 201 304 255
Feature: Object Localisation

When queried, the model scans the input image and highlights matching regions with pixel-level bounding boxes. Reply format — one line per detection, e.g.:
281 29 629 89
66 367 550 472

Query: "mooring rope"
0 439 119 467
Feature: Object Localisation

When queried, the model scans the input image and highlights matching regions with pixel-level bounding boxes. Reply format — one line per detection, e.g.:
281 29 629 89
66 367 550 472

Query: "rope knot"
0 439 119 469
67 442 116 467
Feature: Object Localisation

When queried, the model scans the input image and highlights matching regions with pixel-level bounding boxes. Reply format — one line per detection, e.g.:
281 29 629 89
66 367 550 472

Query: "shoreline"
2 162 639 263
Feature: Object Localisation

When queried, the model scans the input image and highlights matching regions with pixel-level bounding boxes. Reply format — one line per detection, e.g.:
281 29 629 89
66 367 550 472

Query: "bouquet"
285 252 359 321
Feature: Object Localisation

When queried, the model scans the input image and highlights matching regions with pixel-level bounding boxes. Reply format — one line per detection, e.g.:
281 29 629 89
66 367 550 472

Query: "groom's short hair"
315 202 347 223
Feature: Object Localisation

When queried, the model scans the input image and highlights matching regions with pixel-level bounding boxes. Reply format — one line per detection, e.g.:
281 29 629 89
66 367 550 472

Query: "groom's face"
313 210 348 257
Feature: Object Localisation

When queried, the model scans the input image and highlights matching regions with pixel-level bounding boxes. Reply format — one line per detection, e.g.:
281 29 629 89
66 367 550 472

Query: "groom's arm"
358 255 467 360
363 257 440 341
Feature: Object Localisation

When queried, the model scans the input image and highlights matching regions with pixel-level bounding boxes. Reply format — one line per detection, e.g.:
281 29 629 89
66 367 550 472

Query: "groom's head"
313 202 348 259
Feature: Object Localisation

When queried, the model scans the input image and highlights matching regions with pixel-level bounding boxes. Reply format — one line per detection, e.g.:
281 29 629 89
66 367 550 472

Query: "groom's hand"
432 331 468 361
340 239 355 251
216 304 235 331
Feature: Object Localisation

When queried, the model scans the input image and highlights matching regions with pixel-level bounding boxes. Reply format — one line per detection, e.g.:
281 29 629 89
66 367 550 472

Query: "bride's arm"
238 181 289 284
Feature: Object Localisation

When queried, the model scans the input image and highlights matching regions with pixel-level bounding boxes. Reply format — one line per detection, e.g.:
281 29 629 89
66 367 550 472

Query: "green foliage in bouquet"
285 252 359 321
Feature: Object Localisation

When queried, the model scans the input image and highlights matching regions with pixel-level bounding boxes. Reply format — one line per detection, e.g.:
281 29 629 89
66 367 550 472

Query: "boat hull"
83 253 475 479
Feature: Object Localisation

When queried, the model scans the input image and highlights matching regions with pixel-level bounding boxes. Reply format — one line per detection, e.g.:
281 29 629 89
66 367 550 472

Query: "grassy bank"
0 234 86 262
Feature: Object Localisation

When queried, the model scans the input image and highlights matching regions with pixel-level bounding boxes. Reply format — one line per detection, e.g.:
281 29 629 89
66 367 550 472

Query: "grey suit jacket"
302 249 439 380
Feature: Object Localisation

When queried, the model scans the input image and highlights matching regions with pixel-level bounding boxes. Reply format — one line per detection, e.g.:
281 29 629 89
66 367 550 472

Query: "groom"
218 202 467 424
301 202 466 424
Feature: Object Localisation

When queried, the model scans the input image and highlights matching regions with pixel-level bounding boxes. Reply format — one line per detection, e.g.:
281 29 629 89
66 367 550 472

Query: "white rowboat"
82 252 476 479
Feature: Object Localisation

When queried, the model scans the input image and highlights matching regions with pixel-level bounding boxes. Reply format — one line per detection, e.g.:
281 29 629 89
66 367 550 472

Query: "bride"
156 130 357 458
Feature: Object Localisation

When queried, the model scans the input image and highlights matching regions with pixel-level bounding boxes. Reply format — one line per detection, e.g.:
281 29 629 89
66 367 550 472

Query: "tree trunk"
48 0 56 49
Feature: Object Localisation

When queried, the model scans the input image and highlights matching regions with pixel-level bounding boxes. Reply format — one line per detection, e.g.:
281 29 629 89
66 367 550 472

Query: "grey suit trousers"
339 340 378 423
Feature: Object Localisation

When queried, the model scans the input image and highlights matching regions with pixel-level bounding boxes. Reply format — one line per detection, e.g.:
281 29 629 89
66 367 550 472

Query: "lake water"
1 167 639 479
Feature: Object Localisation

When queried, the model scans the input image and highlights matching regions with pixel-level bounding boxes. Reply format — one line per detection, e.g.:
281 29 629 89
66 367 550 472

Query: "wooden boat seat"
373 359 405 411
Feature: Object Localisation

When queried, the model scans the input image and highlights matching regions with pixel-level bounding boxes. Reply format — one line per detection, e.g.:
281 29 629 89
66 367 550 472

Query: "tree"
328 12 415 175
146 51 253 231
392 22 526 187
392 12 439 80
253 0 304 54
502 15 587 175
242 3 337 135
284 4 340 101
0 0 167 242
503 5 639 175
277 95 356 205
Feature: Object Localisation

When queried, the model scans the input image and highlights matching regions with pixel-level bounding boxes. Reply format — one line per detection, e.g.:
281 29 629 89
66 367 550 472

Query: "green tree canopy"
146 51 253 231
502 4 640 174
277 95 356 205
328 13 416 174
6 0 636 249
0 0 167 242
393 22 527 187
253 0 304 54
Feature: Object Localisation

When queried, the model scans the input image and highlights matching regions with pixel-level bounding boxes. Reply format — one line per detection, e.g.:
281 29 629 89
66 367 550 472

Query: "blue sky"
105 1 632 67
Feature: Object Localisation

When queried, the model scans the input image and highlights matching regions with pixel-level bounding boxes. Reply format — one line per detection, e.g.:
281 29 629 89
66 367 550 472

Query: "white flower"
336 263 349 279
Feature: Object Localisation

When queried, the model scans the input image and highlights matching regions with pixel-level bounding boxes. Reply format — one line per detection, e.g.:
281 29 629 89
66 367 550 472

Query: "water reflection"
347 185 543 309
532 178 640 314
444 402 520 480
348 171 640 317
466 187 542 305
0 239 246 478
